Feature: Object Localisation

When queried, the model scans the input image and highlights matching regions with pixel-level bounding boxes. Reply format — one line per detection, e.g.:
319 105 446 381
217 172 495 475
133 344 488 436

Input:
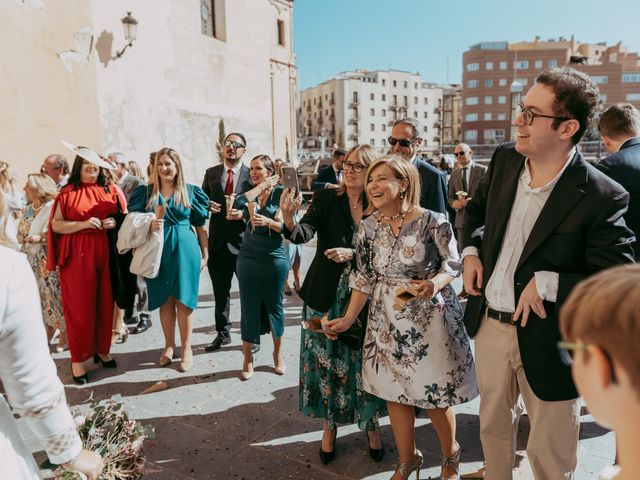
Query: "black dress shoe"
251 343 260 355
124 314 139 326
93 354 117 368
132 316 152 334
205 334 231 352
319 428 337 465
72 370 89 385
365 430 384 462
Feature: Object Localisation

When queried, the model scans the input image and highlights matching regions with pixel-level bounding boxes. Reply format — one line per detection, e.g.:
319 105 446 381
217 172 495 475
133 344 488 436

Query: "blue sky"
294 0 640 90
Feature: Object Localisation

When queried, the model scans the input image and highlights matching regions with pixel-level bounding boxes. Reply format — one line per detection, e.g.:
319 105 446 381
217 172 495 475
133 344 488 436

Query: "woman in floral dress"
280 145 387 465
17 173 65 348
328 155 477 480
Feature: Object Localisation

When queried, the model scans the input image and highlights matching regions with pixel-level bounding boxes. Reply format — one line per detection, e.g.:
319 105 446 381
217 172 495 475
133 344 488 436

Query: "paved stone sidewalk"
21 245 614 479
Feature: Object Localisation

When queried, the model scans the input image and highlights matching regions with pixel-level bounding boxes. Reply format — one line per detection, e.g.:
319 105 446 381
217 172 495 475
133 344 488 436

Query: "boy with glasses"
559 264 640 480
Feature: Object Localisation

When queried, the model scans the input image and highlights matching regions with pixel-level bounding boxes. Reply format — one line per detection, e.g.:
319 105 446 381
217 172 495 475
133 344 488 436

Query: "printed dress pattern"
350 210 478 409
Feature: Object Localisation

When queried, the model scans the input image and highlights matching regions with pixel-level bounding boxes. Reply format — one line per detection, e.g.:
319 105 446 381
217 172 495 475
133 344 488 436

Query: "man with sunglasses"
389 118 448 214
202 133 254 352
461 67 635 480
447 144 486 252
312 148 346 190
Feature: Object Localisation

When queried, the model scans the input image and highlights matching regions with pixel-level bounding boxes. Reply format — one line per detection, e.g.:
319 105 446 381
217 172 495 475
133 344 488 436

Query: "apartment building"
461 37 640 145
300 70 444 154
442 84 462 146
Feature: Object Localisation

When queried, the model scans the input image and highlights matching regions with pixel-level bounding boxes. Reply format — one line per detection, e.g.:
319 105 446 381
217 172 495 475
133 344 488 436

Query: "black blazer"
202 163 253 252
283 188 364 312
312 165 338 190
463 143 635 401
596 137 640 260
414 158 448 215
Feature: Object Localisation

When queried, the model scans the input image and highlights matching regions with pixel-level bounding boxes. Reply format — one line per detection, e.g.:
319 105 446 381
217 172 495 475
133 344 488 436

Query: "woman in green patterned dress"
280 145 387 464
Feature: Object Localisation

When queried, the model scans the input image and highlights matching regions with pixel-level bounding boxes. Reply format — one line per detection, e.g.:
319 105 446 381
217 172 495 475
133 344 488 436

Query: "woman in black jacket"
280 144 387 465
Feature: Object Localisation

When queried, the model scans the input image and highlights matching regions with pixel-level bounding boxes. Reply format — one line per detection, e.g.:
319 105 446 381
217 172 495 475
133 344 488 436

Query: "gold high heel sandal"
391 450 423 480
440 442 461 480
241 355 254 380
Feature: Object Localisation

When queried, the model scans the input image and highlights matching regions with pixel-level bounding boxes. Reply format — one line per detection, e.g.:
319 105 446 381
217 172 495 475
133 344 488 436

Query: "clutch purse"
303 298 369 350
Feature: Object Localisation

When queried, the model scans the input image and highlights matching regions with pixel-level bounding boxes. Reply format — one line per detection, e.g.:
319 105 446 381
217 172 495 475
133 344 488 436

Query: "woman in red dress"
48 144 126 384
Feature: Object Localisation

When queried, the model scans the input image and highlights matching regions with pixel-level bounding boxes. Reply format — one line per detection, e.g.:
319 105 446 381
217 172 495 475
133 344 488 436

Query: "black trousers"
207 245 238 337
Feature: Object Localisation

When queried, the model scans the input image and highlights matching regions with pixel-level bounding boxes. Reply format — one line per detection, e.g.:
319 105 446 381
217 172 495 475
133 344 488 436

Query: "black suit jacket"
312 165 339 190
596 137 640 260
413 158 448 215
463 143 635 401
202 163 252 253
283 188 364 312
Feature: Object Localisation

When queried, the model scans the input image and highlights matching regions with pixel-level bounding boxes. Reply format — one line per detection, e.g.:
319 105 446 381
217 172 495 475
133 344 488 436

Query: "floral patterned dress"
350 210 477 408
17 202 65 331
299 227 388 430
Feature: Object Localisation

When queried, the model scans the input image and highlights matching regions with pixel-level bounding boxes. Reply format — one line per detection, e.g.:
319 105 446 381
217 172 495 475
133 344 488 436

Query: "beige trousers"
475 313 581 480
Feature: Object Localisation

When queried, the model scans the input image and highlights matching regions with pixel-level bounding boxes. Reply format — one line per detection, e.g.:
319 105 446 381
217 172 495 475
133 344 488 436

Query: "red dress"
47 182 127 363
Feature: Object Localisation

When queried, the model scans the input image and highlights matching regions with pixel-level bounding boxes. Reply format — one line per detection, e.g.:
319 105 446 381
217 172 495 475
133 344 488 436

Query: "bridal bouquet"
55 395 154 480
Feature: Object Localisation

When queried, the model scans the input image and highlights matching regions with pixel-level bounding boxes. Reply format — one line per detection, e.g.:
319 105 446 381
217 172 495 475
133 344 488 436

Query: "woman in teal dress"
128 148 209 373
228 155 287 381
280 145 387 464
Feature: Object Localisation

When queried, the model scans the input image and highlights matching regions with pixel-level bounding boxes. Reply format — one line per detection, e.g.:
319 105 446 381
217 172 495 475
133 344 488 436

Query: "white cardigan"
0 247 81 479
117 212 163 279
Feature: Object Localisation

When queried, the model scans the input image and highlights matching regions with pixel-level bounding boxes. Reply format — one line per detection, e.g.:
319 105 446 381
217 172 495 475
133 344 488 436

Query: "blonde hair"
147 148 191 209
337 144 381 196
560 264 640 398
26 173 58 203
0 161 17 193
364 155 421 214
127 160 145 180
0 190 10 247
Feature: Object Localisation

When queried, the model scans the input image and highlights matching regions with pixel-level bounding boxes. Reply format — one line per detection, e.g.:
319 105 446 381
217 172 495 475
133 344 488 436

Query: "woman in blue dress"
228 155 287 380
128 148 209 373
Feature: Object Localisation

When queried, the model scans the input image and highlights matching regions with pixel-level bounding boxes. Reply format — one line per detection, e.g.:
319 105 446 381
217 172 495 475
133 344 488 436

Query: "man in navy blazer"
312 148 346 190
389 118 448 214
597 103 640 260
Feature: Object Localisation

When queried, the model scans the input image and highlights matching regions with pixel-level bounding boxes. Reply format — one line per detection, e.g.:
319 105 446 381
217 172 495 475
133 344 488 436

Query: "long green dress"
299 227 387 430
128 184 209 310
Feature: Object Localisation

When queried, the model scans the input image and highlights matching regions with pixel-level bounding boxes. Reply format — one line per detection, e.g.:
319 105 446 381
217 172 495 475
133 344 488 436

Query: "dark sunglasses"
388 136 418 148
454 151 468 157
224 140 245 149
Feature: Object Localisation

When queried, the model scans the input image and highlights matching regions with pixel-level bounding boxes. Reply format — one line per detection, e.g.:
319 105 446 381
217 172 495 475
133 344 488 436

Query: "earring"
400 190 406 199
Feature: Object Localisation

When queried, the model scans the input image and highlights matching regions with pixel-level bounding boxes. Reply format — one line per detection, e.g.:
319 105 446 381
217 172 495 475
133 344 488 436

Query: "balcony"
329 98 335 106
317 116 324 125
350 133 359 140
306 104 311 112
388 120 395 126
349 116 360 124
349 101 359 108
433 122 442 129
389 104 398 111
434 107 442 114
329 115 336 122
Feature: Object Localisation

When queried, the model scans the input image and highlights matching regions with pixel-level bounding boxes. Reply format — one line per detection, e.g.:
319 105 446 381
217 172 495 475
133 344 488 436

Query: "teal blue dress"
235 186 288 344
128 184 209 310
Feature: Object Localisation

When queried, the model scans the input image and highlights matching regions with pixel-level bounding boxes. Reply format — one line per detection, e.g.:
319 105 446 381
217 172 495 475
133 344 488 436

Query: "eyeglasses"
454 151 468 157
557 341 618 383
224 140 245 149
388 136 418 148
343 161 366 173
518 103 572 126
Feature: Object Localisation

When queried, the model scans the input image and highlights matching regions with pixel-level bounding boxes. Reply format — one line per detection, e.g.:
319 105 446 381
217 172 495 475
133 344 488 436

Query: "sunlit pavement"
20 244 614 479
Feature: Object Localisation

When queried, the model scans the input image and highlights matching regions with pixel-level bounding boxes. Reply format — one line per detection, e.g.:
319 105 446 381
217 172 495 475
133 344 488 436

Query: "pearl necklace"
368 208 409 281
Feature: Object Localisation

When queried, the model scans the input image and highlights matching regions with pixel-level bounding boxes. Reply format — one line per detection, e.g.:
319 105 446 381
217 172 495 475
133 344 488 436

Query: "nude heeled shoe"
390 450 423 480
241 355 254 380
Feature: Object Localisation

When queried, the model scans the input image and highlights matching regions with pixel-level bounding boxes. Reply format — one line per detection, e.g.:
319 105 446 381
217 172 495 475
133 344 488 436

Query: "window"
466 96 479 105
534 60 543 69
370 124 375 132
382 94 386 101
498 95 507 104
485 62 494 70
370 108 375 115
382 138 387 146
514 60 529 70
626 93 640 101
423 97 428 105
515 78 528 86
393 94 397 104
370 93 375 100
403 96 408 106
485 79 493 87
497 113 507 121
484 112 492 121
499 78 507 86
382 109 386 116
622 73 640 83
484 129 506 142
201 0 225 40
598 94 608 103
548 59 557 67
590 76 608 84
413 111 418 118
382 124 386 131
484 96 493 105
414 96 418 104
465 130 478 141
414 82 418 89
382 79 386 86
499 61 508 70
467 63 480 71
393 80 397 87
467 79 479 88
423 126 428 132
404 81 408 88
277 19 285 46
465 113 479 121
423 112 428 119
370 139 375 146
353 92 358 102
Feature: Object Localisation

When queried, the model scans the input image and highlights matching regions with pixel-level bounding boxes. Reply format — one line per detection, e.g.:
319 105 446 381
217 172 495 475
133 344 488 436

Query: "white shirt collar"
224 160 243 175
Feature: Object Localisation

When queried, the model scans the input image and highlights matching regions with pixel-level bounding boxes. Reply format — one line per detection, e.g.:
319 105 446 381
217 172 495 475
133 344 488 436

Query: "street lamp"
115 12 138 59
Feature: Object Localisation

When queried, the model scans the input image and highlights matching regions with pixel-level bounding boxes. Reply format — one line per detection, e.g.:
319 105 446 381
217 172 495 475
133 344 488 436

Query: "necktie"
462 167 468 193
225 169 234 196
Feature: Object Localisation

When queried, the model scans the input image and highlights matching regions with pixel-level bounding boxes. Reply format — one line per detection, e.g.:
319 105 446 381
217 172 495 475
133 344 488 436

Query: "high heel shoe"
391 449 423 480
294 279 301 295
72 369 89 385
159 347 176 367
365 429 384 462
440 442 461 480
283 283 292 296
179 349 193 372
319 427 337 465
93 354 117 368
273 352 286 375
241 355 254 380
111 326 129 345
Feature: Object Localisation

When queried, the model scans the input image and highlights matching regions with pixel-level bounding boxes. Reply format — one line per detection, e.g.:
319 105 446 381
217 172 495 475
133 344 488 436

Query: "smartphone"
281 166 300 193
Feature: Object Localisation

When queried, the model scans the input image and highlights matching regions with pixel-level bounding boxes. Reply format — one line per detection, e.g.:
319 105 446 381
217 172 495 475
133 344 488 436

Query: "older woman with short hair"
17 173 65 348
328 155 477 480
